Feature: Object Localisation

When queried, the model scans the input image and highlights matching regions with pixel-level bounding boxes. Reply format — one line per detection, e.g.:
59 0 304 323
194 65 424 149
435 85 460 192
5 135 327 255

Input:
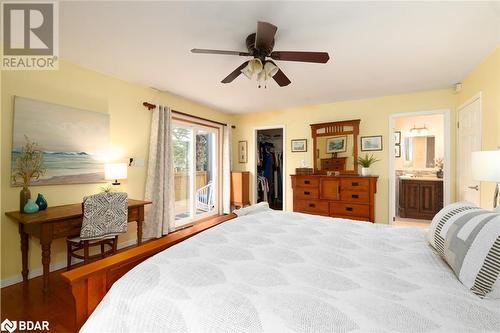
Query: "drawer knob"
304 191 310 195
309 203 316 208
352 194 359 199
345 207 353 212
304 180 310 185
352 182 359 186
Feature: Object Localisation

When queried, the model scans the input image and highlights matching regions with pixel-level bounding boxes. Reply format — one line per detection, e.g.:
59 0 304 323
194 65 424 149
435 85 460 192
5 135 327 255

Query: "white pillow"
233 202 271 217
428 202 500 298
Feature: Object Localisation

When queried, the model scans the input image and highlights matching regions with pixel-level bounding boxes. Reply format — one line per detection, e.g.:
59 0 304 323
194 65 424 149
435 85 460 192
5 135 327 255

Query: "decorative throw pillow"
427 202 483 254
233 202 271 216
444 214 500 298
428 202 500 298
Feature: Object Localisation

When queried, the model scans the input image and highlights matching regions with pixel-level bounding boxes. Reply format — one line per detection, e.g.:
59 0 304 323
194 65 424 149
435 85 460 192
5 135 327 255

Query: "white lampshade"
241 58 263 79
105 163 127 184
471 150 500 182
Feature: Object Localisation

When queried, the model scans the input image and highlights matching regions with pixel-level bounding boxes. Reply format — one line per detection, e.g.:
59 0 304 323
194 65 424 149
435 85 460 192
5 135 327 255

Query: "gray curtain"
143 105 175 239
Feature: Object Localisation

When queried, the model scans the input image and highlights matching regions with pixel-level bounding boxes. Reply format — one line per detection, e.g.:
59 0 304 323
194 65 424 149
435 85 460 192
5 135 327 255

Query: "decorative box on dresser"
230 171 250 208
291 175 378 222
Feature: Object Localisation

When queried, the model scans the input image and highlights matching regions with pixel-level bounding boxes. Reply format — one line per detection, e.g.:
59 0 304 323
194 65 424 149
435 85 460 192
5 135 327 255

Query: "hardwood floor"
394 217 432 229
1 268 76 332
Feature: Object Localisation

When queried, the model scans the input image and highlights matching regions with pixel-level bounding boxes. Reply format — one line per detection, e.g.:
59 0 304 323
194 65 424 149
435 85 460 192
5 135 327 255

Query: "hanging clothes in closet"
257 133 283 210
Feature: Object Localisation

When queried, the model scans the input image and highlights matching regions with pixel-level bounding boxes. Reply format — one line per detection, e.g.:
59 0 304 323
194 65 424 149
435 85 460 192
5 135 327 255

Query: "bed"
73 209 500 333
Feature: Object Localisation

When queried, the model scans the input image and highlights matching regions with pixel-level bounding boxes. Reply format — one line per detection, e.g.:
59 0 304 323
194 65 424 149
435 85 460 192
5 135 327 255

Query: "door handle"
468 185 479 191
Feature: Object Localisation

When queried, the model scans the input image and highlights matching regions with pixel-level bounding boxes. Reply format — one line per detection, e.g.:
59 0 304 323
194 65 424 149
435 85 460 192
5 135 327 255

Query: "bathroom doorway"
388 110 451 227
254 127 285 210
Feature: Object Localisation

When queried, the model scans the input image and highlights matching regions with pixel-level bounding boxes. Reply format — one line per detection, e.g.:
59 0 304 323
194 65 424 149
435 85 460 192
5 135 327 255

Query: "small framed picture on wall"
394 131 401 145
395 144 401 158
361 135 383 151
238 141 248 163
291 139 307 152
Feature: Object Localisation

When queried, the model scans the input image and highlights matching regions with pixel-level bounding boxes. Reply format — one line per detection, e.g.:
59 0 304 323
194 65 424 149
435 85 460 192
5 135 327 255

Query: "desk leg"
40 225 53 294
19 224 29 282
137 207 144 245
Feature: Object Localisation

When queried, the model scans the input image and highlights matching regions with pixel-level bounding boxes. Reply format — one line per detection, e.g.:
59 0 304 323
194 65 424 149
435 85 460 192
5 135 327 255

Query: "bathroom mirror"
403 135 436 168
311 119 360 174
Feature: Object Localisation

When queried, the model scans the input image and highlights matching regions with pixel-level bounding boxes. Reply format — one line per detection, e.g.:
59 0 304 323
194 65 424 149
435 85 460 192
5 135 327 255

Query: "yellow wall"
231 89 458 224
457 46 500 209
1 60 234 281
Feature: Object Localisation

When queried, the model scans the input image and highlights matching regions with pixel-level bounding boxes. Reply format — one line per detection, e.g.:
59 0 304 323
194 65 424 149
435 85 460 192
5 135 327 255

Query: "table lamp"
105 163 127 185
471 150 500 208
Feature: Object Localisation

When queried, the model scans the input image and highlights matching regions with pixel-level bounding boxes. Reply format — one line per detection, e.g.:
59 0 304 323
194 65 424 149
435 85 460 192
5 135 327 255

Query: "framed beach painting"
291 139 307 152
11 97 110 185
361 135 383 151
326 136 347 153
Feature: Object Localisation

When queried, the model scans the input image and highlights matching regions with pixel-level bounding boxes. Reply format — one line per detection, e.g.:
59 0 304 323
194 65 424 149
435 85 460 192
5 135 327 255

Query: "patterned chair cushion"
80 192 128 240
428 202 500 298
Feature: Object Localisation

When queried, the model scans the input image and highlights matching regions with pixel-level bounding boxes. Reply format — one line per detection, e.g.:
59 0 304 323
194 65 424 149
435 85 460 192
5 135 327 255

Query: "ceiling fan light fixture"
264 61 279 78
241 58 263 79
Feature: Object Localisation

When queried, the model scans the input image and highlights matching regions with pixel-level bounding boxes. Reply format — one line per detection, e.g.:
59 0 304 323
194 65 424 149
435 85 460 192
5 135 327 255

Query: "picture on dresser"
291 139 307 152
326 136 347 153
361 135 383 151
11 97 110 186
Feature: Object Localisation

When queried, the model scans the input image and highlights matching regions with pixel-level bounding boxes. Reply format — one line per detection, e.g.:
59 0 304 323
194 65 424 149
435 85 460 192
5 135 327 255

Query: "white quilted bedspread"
81 210 500 333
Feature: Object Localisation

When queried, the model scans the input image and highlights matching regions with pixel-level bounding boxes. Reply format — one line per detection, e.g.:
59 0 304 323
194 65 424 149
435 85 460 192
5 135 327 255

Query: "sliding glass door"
172 120 218 228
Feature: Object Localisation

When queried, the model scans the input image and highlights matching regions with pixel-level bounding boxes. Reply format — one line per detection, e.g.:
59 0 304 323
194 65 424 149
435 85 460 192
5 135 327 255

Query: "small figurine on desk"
24 199 39 214
36 193 48 210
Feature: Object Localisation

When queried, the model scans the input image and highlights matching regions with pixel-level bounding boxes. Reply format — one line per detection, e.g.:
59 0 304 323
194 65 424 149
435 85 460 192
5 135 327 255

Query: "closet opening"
255 127 285 210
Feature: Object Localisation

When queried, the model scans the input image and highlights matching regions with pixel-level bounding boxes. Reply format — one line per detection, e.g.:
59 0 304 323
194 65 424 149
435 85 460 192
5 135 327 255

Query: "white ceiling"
60 1 500 113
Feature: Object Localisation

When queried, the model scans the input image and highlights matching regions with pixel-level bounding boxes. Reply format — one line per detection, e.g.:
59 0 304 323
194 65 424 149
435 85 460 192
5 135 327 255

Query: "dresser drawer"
295 187 319 200
295 200 329 215
340 190 370 203
340 178 370 192
330 202 370 217
294 177 319 187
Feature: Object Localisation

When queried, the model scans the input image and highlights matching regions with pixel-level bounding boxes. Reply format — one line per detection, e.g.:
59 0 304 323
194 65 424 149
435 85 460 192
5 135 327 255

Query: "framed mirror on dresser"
291 119 379 222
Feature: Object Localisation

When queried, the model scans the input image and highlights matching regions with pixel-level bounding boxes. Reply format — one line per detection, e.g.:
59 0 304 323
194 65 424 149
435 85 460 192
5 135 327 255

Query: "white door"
457 97 481 205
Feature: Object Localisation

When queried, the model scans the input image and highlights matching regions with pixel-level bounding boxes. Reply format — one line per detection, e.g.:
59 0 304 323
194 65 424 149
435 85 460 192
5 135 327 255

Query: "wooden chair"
66 235 118 269
66 193 127 270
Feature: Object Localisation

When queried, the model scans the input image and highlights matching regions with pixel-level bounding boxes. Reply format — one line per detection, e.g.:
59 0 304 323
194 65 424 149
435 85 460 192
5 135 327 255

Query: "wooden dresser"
291 174 378 222
231 171 250 208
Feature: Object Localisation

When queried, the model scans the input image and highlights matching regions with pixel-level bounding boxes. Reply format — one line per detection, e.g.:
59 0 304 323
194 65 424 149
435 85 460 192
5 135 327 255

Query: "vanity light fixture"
409 124 429 137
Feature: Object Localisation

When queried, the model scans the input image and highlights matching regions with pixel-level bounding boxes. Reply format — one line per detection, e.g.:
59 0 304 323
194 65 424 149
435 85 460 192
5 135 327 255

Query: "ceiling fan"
191 21 330 87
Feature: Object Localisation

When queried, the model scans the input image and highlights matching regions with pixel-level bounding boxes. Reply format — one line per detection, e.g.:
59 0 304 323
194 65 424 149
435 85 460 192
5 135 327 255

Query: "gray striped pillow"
428 203 500 298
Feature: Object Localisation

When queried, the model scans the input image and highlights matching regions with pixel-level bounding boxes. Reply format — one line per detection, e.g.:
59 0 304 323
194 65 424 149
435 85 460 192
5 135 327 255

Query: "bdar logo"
0 319 17 333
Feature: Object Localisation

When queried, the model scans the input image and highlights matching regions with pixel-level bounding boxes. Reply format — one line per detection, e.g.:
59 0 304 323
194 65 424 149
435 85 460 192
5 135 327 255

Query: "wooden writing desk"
5 199 151 293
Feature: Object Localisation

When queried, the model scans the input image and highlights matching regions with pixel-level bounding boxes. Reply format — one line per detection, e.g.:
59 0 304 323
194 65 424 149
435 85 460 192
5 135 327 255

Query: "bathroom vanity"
398 176 443 220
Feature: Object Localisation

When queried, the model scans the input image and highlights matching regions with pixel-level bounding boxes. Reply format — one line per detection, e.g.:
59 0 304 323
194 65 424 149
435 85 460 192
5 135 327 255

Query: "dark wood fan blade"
271 51 330 63
191 48 250 56
266 61 291 87
255 22 277 52
221 61 249 83
273 69 291 86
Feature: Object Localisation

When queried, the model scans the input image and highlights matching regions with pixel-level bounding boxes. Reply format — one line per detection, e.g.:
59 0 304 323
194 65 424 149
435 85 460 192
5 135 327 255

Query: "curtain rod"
143 102 235 128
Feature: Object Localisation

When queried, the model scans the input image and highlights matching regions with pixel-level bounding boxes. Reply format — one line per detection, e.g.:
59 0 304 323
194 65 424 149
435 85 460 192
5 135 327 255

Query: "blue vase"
35 193 48 210
24 199 39 214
